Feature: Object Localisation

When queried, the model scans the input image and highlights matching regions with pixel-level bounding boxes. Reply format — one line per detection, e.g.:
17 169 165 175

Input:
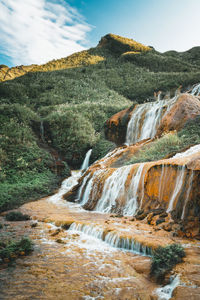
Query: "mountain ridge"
1 33 200 82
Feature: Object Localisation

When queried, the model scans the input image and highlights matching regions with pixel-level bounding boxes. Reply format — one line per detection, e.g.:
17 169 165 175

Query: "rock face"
97 33 151 55
156 93 200 136
104 106 135 145
0 64 37 82
105 92 200 146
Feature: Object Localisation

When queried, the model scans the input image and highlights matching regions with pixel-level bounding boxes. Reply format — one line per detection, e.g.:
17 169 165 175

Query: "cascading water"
94 166 132 213
173 144 200 159
181 171 194 219
69 222 152 256
48 170 82 206
167 166 186 213
156 275 180 300
125 96 177 145
191 83 200 96
123 163 145 216
81 149 92 171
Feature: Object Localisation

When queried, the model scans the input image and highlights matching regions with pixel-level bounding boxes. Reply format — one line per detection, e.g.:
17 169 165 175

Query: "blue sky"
0 0 200 67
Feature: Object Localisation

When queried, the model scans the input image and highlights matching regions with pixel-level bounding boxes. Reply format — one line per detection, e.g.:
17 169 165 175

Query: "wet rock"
159 212 168 218
64 183 80 202
51 229 61 236
104 106 134 145
135 212 148 220
156 218 165 226
162 223 173 232
55 238 66 244
157 93 200 136
147 213 154 225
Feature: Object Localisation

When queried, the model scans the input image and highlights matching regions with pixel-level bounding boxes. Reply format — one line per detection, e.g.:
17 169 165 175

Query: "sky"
0 0 200 67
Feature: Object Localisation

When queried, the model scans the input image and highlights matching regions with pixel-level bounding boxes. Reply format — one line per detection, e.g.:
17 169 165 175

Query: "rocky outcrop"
156 93 200 136
97 33 151 55
65 142 200 238
105 92 200 146
0 64 37 82
105 105 135 145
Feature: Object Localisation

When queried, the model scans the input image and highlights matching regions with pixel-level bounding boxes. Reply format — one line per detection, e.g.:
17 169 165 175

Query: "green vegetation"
151 243 185 283
0 104 59 212
0 237 33 263
128 116 200 164
5 211 30 221
0 33 200 211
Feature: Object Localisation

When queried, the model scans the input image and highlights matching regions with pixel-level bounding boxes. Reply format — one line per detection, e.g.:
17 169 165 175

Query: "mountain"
0 33 200 211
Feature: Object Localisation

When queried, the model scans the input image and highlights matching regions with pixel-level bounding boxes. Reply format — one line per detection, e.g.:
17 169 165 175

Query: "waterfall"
181 171 194 220
173 144 200 159
78 173 92 202
191 83 200 96
104 231 152 256
125 97 177 145
94 166 132 213
69 222 152 256
79 173 95 205
48 170 82 206
156 275 180 300
158 164 168 202
69 223 104 239
81 149 92 171
123 163 145 216
167 166 186 212
77 163 145 215
40 120 45 142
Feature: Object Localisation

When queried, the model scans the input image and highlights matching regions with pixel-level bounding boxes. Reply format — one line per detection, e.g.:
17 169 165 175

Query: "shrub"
5 211 30 221
0 237 33 263
150 243 185 283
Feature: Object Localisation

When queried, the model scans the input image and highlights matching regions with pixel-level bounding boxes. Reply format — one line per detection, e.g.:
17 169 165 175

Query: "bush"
150 243 185 283
0 171 58 212
5 211 30 221
0 237 33 263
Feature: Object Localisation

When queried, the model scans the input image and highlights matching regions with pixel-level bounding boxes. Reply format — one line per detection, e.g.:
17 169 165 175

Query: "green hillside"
0 33 200 211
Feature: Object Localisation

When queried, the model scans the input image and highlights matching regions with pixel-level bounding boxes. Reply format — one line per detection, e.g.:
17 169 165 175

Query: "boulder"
104 106 135 145
157 93 200 136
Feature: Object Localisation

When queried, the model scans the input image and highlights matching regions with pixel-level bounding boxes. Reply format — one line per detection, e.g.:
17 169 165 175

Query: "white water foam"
69 222 152 256
167 166 186 212
181 171 194 219
125 97 177 145
156 275 180 300
190 83 200 96
123 163 145 216
95 166 132 213
81 149 92 171
48 170 82 206
172 144 200 159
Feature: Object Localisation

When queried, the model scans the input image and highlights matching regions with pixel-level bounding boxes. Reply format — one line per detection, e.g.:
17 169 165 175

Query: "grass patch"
128 116 200 164
5 211 30 221
0 237 33 263
151 243 185 283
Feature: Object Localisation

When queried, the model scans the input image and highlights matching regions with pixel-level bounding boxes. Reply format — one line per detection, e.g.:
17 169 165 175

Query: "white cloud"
0 0 92 65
